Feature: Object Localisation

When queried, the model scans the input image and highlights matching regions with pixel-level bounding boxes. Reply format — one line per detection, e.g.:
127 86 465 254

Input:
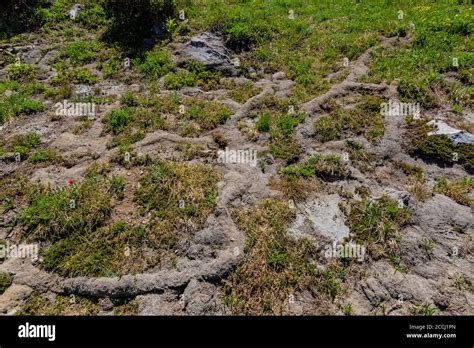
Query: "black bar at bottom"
0 316 472 346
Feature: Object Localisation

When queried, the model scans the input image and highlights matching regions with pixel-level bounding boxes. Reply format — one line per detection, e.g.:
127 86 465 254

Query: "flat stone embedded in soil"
289 194 350 242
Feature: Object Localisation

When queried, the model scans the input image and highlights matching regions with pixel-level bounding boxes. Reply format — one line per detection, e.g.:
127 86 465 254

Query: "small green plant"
105 108 134 134
388 254 406 273
412 302 437 316
342 303 354 316
110 176 125 199
28 149 58 164
419 237 434 256
8 64 36 82
0 272 11 295
136 49 173 79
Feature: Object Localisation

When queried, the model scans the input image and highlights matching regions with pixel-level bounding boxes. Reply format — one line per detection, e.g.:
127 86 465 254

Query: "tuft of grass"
105 108 134 134
113 299 139 315
419 237 434 256
433 177 473 207
313 96 384 143
134 161 219 236
411 302 437 316
28 149 60 165
345 196 410 254
0 272 11 295
16 293 100 316
397 161 424 181
228 81 262 103
180 100 232 132
280 153 347 182
41 221 148 277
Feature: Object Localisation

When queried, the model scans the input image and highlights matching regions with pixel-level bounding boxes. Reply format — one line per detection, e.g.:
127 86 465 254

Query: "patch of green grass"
228 81 262 103
51 68 97 85
16 293 100 316
105 108 134 134
345 196 410 254
280 153 347 181
164 69 196 90
135 48 173 79
224 199 317 315
110 175 125 200
344 140 378 173
0 132 42 160
433 177 473 207
41 221 147 277
61 40 103 66
397 161 424 181
7 64 36 82
180 100 231 131
0 174 30 215
28 149 60 165
113 299 139 315
0 87 44 124
134 161 220 239
313 96 384 143
19 177 112 242
0 272 11 295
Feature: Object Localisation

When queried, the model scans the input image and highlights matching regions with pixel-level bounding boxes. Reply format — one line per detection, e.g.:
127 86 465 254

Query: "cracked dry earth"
0 31 472 316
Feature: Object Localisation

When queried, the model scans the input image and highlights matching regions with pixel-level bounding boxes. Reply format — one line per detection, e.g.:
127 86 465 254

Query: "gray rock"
175 32 235 74
427 120 474 145
183 279 222 315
